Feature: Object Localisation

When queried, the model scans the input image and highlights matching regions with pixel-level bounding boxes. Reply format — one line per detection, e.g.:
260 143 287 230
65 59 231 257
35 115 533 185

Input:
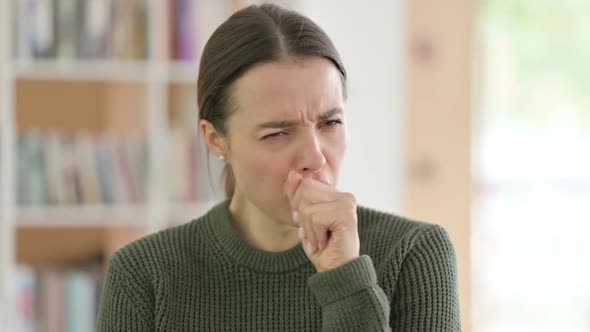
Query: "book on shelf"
172 0 198 62
65 269 97 332
20 0 57 59
44 131 68 205
78 0 111 58
17 130 149 207
76 133 102 205
11 0 212 62
16 263 102 332
55 0 78 60
15 128 219 211
109 0 147 60
13 0 147 60
15 265 36 332
17 130 47 206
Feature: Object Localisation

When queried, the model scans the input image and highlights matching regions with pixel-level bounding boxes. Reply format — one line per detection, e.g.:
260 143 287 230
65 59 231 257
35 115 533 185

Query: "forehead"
230 57 344 121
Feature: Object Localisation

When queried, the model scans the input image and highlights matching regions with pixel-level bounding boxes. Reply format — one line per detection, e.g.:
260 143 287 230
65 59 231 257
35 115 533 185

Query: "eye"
262 131 288 140
323 119 344 127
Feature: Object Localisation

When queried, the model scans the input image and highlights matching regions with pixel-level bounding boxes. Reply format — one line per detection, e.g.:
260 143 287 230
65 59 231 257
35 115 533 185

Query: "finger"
311 215 329 253
285 171 304 225
307 197 358 250
301 206 318 255
298 226 316 256
291 178 336 214
284 170 303 209
299 200 336 254
301 202 338 252
295 181 340 254
298 226 306 242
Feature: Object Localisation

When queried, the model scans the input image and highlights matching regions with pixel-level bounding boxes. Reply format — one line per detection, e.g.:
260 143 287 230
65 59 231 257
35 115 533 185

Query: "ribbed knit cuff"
307 255 377 307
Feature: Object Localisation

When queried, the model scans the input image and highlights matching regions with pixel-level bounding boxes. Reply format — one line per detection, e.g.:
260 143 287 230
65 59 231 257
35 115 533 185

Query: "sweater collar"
206 200 312 273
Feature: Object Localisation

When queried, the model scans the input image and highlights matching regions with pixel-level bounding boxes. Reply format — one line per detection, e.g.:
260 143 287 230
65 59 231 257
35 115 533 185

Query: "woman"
98 4 461 331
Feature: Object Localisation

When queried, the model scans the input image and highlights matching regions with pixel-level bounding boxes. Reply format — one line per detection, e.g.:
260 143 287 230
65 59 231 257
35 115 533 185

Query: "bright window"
474 1 590 331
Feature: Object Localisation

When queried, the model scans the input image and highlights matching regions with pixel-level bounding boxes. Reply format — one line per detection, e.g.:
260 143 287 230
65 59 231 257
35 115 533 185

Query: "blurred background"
0 0 588 331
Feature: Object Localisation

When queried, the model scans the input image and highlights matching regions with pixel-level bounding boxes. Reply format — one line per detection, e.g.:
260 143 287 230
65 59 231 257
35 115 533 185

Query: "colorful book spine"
16 265 37 332
30 0 57 58
78 0 111 58
16 265 103 332
13 0 210 61
173 0 198 61
16 129 211 208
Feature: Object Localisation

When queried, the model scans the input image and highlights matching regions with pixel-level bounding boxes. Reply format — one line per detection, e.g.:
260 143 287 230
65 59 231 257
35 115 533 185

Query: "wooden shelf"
12 59 200 83
15 201 217 228
16 79 146 132
17 204 150 228
16 225 145 266
15 201 217 266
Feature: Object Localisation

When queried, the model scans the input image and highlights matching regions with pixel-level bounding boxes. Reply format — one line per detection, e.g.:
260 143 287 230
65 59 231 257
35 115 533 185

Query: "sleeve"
96 252 154 332
389 224 461 331
307 255 392 331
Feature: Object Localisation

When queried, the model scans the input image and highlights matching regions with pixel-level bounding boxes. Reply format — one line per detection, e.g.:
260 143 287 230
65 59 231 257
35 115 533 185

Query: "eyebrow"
256 107 343 129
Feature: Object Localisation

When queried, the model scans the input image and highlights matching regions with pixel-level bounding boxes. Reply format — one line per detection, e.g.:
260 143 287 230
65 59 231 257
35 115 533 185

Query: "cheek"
231 147 291 189
325 130 347 163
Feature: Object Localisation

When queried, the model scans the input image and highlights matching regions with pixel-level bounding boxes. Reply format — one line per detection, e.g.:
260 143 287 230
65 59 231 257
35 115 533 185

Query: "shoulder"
356 204 447 247
107 214 210 279
356 204 456 272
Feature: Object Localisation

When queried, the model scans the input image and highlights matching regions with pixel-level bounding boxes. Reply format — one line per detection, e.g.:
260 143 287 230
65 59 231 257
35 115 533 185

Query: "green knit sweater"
97 200 461 331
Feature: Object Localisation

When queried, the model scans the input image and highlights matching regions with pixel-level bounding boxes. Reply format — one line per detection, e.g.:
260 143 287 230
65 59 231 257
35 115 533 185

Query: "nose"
296 129 326 174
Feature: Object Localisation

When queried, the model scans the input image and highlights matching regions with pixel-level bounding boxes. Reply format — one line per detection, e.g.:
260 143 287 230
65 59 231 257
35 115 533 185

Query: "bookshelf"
0 0 270 330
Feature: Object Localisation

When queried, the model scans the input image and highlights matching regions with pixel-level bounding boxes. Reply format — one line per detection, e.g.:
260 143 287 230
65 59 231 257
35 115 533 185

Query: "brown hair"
197 3 347 199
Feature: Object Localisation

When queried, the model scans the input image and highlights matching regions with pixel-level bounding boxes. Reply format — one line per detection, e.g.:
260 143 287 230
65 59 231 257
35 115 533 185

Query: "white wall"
299 1 408 213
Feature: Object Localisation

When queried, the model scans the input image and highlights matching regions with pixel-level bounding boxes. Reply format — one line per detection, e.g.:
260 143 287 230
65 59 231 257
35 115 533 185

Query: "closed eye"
261 119 343 140
322 119 344 127
262 131 288 140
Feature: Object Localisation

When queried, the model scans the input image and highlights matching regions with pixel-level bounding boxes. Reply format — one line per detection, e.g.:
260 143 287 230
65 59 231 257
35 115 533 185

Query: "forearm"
308 255 391 331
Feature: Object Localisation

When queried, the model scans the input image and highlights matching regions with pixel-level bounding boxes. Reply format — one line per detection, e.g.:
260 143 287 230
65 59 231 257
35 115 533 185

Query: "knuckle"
309 212 321 226
343 192 357 204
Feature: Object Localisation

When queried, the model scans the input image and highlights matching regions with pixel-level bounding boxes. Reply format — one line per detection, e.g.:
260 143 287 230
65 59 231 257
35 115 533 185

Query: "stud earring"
219 155 225 161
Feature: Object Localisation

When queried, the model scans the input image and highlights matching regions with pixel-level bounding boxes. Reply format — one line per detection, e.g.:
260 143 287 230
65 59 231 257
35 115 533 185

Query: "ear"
199 119 227 158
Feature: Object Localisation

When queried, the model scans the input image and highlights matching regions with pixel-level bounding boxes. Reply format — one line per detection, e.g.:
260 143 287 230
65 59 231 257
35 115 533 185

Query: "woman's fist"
285 170 359 272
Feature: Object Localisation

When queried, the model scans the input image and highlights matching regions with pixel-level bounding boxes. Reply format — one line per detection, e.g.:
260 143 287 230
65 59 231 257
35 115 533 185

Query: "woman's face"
225 57 347 222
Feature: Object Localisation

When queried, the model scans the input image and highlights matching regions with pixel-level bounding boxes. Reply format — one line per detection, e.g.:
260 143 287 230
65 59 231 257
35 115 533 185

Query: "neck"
228 191 300 253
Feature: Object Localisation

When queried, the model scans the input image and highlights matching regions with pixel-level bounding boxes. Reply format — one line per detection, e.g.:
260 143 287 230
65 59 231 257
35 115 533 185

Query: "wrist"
317 254 360 273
